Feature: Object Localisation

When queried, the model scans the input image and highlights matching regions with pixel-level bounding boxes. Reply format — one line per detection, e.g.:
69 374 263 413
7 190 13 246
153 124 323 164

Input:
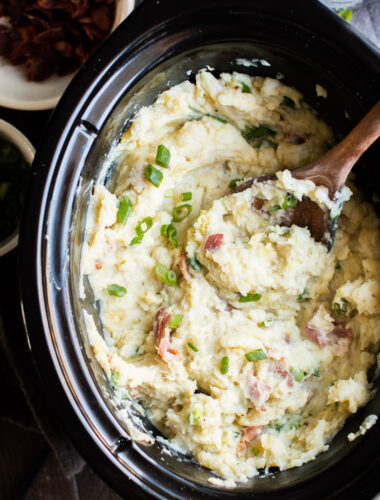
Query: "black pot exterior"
19 0 380 498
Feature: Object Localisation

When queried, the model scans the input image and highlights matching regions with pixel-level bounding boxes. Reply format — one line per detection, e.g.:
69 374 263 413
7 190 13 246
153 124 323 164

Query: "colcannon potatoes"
81 71 380 482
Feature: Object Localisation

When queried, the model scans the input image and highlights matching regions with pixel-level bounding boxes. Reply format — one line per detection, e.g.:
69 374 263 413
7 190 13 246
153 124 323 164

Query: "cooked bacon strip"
273 358 294 388
205 234 224 252
237 425 263 454
154 307 179 363
180 253 193 281
247 374 271 411
251 197 265 211
304 322 352 357
284 131 306 144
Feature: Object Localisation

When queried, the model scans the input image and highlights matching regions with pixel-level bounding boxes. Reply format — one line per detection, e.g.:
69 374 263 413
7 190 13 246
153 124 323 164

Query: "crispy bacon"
95 259 103 270
305 322 352 357
284 131 306 144
273 358 294 388
205 234 224 252
251 197 265 211
247 373 271 411
154 307 179 363
180 253 193 281
237 425 263 454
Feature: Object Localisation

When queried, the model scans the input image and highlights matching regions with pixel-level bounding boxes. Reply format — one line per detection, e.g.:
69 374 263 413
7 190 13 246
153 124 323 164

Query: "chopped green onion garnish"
338 8 352 22
161 224 169 236
117 196 133 225
229 178 244 189
291 367 304 382
269 204 281 211
130 234 144 246
189 106 202 114
239 81 251 93
233 431 240 438
242 125 276 140
189 408 204 425
220 356 229 374
333 299 349 315
283 96 295 108
156 144 171 168
298 290 310 301
173 203 192 222
245 349 267 362
154 263 178 286
282 192 298 209
164 188 174 198
335 261 342 270
259 319 274 328
181 192 192 201
110 370 119 390
145 164 163 187
268 419 285 432
187 255 202 272
313 367 321 378
135 216 153 235
161 223 178 248
239 293 262 303
107 284 127 297
252 447 260 456
282 228 291 235
206 114 228 124
187 342 199 352
288 417 303 430
170 314 183 329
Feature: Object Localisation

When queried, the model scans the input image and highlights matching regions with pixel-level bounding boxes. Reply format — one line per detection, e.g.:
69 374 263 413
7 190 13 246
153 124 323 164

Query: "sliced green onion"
291 367 304 382
229 178 244 189
110 370 119 390
107 284 127 297
161 223 178 248
164 188 174 198
338 8 352 22
288 417 303 430
189 106 202 114
258 319 274 328
206 114 228 124
187 255 202 272
282 193 298 209
154 263 178 286
239 293 262 303
117 196 133 225
187 342 199 352
189 408 204 425
269 204 281 211
245 349 267 362
233 431 240 438
181 192 192 201
333 299 349 315
135 217 153 235
282 228 291 236
252 447 260 456
242 125 276 140
312 367 321 378
170 314 183 329
239 81 251 93
220 356 229 374
283 96 295 108
161 224 169 236
173 203 192 222
156 144 171 168
298 289 310 301
145 164 163 187
130 234 144 246
268 419 286 432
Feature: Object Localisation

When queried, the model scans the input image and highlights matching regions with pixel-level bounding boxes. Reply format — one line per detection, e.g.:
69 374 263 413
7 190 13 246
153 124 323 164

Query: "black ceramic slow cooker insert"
19 0 380 498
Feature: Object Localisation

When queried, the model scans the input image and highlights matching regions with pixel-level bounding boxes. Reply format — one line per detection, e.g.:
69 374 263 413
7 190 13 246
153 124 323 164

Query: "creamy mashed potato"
81 71 380 481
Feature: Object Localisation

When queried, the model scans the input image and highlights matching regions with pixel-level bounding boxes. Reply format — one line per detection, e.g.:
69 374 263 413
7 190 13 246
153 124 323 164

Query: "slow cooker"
19 0 380 498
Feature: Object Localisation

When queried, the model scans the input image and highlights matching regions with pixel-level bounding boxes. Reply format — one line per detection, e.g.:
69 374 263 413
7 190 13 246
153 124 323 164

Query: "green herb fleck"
110 370 119 390
181 192 192 201
269 204 282 211
173 203 192 222
312 367 321 378
338 8 352 22
245 349 267 362
107 284 127 297
291 367 304 382
145 164 163 187
298 290 311 302
229 178 244 189
154 263 178 286
335 261 342 270
170 314 183 329
130 217 153 245
156 144 171 168
117 196 133 224
187 341 199 352
258 319 274 328
333 298 349 316
242 125 276 140
220 356 229 374
187 255 202 272
161 223 178 248
282 192 298 209
239 293 262 303
164 188 174 198
189 408 204 425
239 81 251 93
233 431 240 438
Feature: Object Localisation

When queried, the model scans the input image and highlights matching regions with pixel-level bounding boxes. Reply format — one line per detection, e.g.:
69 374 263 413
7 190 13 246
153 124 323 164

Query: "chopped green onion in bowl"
170 314 183 329
239 293 261 303
156 144 171 168
155 263 178 286
117 196 133 224
245 349 267 361
107 284 127 297
220 356 229 374
187 341 199 352
173 203 192 222
145 164 163 187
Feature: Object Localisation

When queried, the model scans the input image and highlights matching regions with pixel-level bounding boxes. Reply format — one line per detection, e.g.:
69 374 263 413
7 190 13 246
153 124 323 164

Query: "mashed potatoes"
81 71 380 481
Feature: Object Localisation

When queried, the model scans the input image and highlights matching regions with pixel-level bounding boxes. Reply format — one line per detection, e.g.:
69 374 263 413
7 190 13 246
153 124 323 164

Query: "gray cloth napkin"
351 0 380 47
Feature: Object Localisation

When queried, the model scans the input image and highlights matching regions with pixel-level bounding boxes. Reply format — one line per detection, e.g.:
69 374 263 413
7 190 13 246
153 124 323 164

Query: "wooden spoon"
234 100 380 250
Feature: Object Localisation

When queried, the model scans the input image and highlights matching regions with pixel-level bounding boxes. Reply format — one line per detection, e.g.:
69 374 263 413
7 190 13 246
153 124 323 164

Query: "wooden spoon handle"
292 100 380 195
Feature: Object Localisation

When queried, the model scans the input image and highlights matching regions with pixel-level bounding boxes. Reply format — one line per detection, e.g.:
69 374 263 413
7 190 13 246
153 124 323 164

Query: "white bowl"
0 0 135 111
0 119 35 257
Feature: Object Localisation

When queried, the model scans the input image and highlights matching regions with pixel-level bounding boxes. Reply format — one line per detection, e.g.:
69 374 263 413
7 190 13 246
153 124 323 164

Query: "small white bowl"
0 119 35 257
0 0 135 111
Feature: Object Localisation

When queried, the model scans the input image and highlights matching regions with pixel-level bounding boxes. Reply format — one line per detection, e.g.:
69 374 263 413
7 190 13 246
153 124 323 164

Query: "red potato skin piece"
304 322 352 356
154 307 179 363
247 374 271 411
274 358 294 388
205 234 224 252
237 425 264 454
180 253 193 281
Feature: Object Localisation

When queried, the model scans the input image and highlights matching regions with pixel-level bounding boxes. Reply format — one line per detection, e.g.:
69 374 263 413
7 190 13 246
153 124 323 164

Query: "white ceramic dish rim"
0 0 135 111
0 119 35 257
